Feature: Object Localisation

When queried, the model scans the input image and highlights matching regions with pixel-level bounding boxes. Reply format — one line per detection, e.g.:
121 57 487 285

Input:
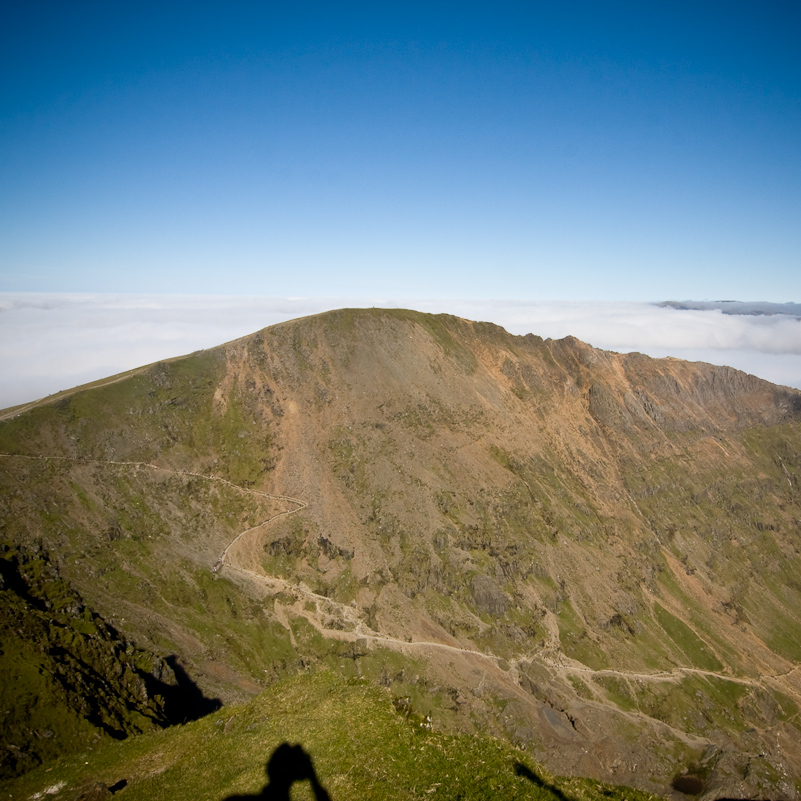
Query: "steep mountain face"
2 308 801 798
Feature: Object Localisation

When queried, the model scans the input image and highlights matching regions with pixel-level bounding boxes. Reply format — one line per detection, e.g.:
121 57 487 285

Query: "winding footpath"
2 450 798 708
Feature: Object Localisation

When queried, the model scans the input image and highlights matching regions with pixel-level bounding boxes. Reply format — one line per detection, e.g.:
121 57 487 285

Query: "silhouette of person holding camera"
224 742 331 800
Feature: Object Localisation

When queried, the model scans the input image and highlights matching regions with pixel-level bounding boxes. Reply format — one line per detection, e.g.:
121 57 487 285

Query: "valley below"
2 308 801 800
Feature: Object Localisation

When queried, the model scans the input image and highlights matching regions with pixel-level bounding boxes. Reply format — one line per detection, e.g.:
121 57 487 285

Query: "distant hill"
2 308 801 800
659 299 801 317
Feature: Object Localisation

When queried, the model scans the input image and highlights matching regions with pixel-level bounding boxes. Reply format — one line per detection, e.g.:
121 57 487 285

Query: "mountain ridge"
2 308 801 799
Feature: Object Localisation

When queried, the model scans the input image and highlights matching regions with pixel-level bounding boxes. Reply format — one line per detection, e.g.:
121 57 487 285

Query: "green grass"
748 594 801 662
595 675 637 711
652 603 723 671
1 671 666 801
556 600 608 670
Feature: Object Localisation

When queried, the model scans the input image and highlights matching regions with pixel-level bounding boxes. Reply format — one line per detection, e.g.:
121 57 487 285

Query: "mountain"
2 308 801 799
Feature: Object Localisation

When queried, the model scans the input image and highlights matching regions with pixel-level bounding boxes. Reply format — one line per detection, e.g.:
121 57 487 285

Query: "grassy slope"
0 671 665 801
0 348 297 700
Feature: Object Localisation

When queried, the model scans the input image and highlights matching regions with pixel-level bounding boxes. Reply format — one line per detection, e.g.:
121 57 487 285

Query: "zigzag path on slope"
2 452 798 721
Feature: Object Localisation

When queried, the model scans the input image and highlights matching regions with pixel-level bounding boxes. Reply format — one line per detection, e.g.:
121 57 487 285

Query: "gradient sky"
1 2 800 301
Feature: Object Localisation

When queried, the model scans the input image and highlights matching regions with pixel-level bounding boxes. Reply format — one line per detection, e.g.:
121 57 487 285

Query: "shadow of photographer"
223 742 331 801
515 761 572 801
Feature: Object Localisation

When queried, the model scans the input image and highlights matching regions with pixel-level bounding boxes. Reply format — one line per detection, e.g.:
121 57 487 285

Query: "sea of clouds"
1 294 800 410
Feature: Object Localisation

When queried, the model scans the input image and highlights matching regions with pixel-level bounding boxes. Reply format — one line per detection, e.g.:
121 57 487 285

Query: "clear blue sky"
1 1 799 301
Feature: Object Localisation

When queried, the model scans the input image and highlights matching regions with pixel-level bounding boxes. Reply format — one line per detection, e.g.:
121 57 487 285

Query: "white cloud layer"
1 294 800 410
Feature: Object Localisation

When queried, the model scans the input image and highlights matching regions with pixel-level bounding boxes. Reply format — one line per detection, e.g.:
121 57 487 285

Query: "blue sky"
2 1 799 300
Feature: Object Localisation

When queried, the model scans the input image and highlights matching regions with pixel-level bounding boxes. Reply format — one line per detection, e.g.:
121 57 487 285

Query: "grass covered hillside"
1 308 801 799
1 670 667 801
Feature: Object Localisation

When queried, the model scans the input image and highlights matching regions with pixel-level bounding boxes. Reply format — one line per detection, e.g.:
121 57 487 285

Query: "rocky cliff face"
0 542 214 778
1 309 800 798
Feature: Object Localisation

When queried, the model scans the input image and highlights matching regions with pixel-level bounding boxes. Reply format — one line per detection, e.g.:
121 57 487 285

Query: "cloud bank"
1 294 800 410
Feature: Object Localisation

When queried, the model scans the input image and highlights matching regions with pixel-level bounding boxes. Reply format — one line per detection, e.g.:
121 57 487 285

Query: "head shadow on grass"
223 742 331 801
515 762 573 801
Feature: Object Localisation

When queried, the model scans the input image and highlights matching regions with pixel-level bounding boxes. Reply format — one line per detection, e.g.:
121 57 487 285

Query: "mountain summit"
2 308 801 799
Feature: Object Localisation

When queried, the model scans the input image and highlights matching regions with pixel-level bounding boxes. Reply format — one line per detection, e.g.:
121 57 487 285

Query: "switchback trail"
1 451 796 702
0 451 306 572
